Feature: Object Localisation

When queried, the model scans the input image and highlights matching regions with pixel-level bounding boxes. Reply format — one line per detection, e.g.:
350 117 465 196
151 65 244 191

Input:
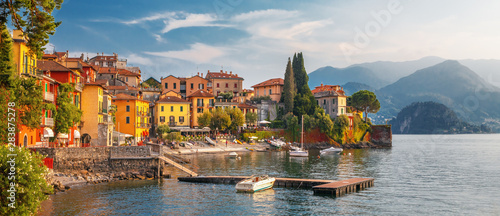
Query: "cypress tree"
283 58 295 113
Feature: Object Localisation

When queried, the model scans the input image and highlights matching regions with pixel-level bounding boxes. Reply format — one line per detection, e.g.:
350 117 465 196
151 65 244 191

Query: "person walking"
226 140 228 148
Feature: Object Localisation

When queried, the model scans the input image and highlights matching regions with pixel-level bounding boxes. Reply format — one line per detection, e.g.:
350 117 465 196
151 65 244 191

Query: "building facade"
186 90 214 128
311 84 347 118
205 70 243 97
113 93 150 143
154 96 191 130
252 78 284 102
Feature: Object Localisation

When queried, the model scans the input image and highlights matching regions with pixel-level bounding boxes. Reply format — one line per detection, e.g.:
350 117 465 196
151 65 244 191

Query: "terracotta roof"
157 96 190 103
65 57 82 62
84 81 106 89
187 89 213 98
311 84 346 96
98 67 117 74
107 85 139 91
251 78 284 88
118 69 140 77
238 103 257 109
90 55 117 61
95 79 108 86
206 70 243 79
37 60 72 72
114 93 139 100
97 67 140 77
42 54 57 59
55 52 67 58
242 89 254 93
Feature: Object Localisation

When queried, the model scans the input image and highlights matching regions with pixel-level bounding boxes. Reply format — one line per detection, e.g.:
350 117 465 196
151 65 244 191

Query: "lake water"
38 134 500 215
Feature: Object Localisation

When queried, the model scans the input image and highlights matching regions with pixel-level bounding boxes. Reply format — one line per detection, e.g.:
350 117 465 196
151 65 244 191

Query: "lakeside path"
162 141 270 155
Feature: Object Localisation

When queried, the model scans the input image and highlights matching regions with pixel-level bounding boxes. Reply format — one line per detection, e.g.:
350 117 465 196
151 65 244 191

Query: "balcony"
136 123 151 128
168 121 177 127
44 92 55 102
44 118 54 127
101 108 107 114
197 103 204 107
75 83 83 92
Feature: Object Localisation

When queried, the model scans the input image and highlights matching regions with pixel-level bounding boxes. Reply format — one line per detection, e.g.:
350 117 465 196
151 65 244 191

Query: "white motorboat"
290 115 308 157
235 175 276 193
267 139 285 148
320 147 343 155
226 152 238 158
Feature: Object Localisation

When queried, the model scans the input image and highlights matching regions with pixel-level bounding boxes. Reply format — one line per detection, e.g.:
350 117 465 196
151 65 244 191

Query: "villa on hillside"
311 84 348 118
251 78 284 102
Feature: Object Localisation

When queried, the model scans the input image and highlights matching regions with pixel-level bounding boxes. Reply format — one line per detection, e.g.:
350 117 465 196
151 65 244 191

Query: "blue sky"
45 0 500 88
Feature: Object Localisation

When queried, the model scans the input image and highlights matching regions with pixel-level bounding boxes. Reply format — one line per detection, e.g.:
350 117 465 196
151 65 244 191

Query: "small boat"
320 147 343 155
226 152 238 158
235 175 276 193
290 115 308 157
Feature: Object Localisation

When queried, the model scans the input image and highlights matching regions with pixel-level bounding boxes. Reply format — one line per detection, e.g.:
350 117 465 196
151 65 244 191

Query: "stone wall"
370 125 392 147
31 146 154 173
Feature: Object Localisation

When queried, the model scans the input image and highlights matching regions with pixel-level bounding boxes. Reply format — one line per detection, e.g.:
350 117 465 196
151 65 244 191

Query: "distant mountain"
342 82 376 96
458 59 500 88
308 66 388 89
379 60 500 131
353 56 446 84
389 102 489 134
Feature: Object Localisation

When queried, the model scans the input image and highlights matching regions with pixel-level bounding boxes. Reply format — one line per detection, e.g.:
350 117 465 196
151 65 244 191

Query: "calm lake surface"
39 134 500 215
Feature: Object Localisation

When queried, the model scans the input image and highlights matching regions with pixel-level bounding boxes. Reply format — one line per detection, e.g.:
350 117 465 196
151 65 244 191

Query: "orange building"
112 93 150 144
161 74 209 98
205 70 243 97
251 78 284 102
186 90 215 128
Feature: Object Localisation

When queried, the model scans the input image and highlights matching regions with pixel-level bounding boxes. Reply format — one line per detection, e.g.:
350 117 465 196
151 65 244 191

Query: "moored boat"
226 152 238 158
320 147 343 155
235 175 276 193
290 115 308 157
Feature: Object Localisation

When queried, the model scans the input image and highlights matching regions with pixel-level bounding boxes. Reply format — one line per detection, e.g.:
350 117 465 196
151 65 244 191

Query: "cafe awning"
43 128 54 138
74 130 81 139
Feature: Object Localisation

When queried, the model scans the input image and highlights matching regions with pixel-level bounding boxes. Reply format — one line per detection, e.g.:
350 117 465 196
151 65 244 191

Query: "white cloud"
125 54 154 66
232 9 299 22
152 34 165 43
161 12 230 34
144 43 228 64
122 12 177 25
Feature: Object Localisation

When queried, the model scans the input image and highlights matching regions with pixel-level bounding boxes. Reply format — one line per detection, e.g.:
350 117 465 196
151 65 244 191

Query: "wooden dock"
312 178 374 197
158 156 198 177
178 176 374 196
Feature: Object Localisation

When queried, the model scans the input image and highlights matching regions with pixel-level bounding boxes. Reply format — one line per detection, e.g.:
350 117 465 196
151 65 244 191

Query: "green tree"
350 90 381 122
197 111 212 128
226 107 245 132
291 52 317 117
245 112 258 126
282 57 295 113
54 83 82 135
0 145 53 215
155 125 170 137
0 24 15 86
333 115 349 144
0 0 63 57
302 114 317 132
316 111 334 135
13 78 44 128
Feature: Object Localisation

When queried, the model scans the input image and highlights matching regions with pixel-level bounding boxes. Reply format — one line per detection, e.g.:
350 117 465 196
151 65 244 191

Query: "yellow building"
12 30 37 77
81 82 114 146
186 90 214 128
113 93 150 143
155 95 191 130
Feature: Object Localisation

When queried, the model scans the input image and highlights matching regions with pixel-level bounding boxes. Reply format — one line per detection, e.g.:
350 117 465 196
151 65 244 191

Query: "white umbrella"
258 120 271 124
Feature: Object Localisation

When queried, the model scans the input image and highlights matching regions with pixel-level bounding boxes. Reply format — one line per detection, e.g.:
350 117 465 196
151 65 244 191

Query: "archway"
23 134 28 147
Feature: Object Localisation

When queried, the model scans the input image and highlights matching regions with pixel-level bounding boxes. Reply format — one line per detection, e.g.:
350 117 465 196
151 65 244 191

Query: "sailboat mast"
301 115 304 148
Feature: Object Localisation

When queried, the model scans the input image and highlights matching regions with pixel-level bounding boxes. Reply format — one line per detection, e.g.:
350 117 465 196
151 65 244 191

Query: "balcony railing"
44 118 54 127
75 83 83 92
101 108 107 114
136 123 151 128
168 121 177 127
44 92 55 102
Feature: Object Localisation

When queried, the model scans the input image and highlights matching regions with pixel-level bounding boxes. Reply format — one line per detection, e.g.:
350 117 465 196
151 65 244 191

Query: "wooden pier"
178 176 374 197
312 178 374 197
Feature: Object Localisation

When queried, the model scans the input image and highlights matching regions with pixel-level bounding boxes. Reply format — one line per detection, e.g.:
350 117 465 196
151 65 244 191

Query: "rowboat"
235 175 276 193
320 147 343 155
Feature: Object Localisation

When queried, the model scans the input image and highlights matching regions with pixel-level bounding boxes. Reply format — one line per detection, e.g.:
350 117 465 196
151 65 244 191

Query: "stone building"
311 84 347 118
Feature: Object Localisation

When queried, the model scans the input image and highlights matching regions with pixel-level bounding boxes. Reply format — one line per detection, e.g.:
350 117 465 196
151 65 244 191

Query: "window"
209 99 214 106
217 90 221 95
217 83 220 88
234 83 237 88
317 100 319 105
179 116 184 123
198 83 204 89
126 117 130 124
161 106 164 112
333 109 335 113
165 83 168 89
197 108 203 113
45 83 48 92
333 99 336 104
111 75 114 79
323 99 326 104
169 116 175 123
126 77 129 82
126 106 130 112
174 83 177 89
180 106 183 112
269 89 272 95
225 83 229 88
191 83 194 89
341 108 344 114
160 116 165 122
171 106 173 111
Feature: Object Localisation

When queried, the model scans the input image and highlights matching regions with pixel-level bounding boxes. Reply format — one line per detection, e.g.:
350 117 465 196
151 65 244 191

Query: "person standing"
226 140 228 148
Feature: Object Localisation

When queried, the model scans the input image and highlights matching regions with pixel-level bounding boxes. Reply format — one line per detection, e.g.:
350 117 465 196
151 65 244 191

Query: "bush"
0 146 53 215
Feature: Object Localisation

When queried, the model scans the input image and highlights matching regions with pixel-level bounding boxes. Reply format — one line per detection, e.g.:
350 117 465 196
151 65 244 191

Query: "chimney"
197 72 200 76
80 53 84 60
102 52 104 56
201 73 203 77
97 53 99 56
229 71 232 75
66 50 69 57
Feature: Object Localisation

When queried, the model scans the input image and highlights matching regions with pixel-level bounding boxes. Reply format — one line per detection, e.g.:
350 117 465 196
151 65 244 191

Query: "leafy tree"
316 111 334 135
197 111 212 128
282 57 295 113
13 78 44 128
0 0 63 58
245 112 258 126
333 115 350 143
0 145 53 215
350 90 380 122
218 92 233 101
302 114 317 132
284 114 299 142
0 24 15 86
155 125 170 137
54 83 82 135
291 52 317 117
226 107 245 132
250 95 271 103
